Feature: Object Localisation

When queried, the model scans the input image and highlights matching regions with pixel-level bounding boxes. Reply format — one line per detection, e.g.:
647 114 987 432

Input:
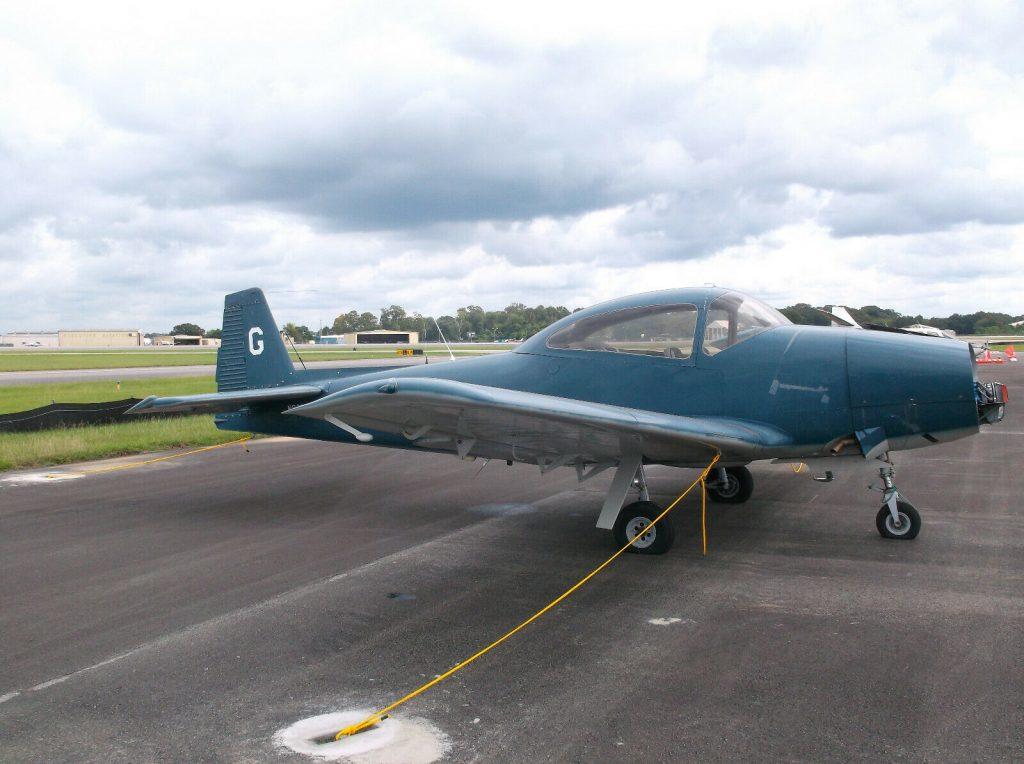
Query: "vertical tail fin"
216 288 295 391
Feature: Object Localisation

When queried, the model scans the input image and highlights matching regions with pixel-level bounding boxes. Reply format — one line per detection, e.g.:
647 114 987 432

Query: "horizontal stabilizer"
127 384 323 415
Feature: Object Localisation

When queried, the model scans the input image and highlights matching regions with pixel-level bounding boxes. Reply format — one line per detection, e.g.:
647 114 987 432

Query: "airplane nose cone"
846 331 978 448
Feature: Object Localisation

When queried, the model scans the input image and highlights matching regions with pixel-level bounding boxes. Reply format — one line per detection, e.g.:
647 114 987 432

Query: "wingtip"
125 396 157 415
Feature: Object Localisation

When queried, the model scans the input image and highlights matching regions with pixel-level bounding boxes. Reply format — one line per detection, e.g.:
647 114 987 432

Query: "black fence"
0 399 180 434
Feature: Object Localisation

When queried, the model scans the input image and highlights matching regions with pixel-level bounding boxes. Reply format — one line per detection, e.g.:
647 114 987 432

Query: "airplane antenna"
433 316 456 362
284 329 308 370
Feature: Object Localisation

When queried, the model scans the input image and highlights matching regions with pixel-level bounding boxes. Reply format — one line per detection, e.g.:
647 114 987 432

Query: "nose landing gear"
876 500 920 539
873 457 921 540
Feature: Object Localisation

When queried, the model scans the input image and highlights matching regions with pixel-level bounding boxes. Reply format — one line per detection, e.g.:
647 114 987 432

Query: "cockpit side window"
703 293 789 356
547 303 698 360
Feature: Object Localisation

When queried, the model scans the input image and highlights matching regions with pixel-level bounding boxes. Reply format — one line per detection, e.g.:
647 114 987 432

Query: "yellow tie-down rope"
331 452 722 740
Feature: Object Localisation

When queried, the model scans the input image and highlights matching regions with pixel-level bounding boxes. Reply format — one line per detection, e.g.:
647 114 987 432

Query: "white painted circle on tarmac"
273 711 449 763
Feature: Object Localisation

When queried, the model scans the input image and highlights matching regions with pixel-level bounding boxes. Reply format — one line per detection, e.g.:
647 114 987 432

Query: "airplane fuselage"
217 288 982 465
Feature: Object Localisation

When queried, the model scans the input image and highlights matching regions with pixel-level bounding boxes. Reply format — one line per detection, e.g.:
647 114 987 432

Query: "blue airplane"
130 287 1008 554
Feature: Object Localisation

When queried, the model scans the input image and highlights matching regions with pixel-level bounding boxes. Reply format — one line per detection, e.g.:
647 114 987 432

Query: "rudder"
216 288 295 391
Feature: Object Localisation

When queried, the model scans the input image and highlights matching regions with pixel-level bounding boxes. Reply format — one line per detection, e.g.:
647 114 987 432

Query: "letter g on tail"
248 327 264 356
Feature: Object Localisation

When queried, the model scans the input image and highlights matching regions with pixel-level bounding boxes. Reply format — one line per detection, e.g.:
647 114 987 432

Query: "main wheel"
613 501 674 555
707 466 753 504
875 501 921 540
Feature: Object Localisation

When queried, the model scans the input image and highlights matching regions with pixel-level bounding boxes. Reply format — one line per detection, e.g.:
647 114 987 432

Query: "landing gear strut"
873 457 921 540
599 459 745 555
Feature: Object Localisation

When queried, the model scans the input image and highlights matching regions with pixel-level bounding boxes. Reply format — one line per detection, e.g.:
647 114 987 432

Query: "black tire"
707 466 753 504
613 501 674 555
875 501 921 540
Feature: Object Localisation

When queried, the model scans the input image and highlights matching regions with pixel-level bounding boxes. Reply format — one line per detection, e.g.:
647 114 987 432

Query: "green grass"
0 416 243 472
0 346 505 372
0 351 223 371
0 345 507 471
0 376 217 414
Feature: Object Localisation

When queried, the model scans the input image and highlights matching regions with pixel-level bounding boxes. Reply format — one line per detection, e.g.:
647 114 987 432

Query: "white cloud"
1 0 1022 331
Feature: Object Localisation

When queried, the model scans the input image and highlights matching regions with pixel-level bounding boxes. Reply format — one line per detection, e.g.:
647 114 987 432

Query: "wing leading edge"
286 377 792 467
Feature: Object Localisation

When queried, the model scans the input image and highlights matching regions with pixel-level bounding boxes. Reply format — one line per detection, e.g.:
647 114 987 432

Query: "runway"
0 367 1021 762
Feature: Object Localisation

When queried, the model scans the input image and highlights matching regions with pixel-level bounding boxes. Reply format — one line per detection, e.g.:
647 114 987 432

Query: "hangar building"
316 334 345 345
317 330 421 345
58 330 142 348
0 331 59 347
342 330 420 345
151 334 221 347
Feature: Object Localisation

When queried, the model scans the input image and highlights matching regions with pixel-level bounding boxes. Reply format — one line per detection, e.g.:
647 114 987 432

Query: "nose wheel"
613 501 674 554
876 501 920 539
873 457 921 540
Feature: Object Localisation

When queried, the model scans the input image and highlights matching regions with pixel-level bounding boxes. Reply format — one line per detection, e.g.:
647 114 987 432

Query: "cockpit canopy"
540 289 789 361
701 292 791 356
548 303 700 359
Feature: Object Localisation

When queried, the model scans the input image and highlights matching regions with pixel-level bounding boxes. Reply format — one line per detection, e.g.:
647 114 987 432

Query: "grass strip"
0 376 217 414
0 416 243 472
0 347 501 372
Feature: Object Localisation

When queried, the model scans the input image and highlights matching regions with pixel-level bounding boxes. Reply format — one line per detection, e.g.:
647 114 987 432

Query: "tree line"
279 303 575 343
175 301 1024 344
779 304 1024 336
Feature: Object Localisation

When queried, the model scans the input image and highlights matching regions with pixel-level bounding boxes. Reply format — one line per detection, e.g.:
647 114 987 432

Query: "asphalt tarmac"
0 366 1020 762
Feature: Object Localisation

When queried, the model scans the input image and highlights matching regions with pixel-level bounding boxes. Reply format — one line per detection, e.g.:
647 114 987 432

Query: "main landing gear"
873 457 921 540
706 466 753 504
612 465 674 555
601 462 756 555
613 501 675 555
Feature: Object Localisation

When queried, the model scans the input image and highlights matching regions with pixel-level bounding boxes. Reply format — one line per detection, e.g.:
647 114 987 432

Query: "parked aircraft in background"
821 306 956 339
131 287 1008 552
903 323 957 339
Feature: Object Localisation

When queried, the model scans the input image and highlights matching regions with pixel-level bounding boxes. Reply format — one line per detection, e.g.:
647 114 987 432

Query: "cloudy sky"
1 0 1022 332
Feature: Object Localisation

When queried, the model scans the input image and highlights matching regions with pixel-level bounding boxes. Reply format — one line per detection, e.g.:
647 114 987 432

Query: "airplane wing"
285 377 792 467
127 384 324 415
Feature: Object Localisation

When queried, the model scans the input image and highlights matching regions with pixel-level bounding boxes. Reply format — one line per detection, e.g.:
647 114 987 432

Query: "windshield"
548 303 698 360
703 293 789 356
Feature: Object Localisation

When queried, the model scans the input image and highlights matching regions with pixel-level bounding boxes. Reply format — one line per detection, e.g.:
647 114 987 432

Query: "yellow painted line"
48 436 252 478
334 453 722 740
